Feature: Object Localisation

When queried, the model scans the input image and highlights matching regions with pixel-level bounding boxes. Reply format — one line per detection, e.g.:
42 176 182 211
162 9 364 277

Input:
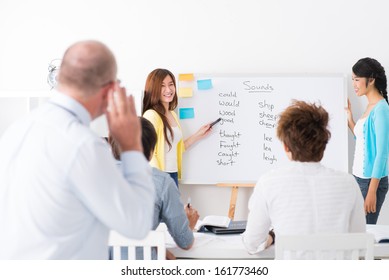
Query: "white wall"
1 0 389 223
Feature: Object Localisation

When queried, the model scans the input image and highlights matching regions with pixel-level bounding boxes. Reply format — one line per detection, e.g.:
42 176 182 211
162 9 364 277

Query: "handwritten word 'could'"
219 91 238 98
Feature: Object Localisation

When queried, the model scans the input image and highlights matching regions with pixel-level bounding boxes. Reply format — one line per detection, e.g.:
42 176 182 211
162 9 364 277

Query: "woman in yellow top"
142 68 211 187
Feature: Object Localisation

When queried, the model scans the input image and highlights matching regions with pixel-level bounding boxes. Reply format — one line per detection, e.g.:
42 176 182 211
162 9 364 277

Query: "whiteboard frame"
178 73 348 185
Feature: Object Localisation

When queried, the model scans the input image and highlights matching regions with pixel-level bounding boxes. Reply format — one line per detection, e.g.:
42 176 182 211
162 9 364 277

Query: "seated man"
242 100 366 259
109 117 199 259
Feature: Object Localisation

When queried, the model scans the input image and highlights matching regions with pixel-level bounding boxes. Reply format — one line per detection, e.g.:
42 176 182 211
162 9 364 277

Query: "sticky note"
179 73 194 81
178 87 193 98
197 79 213 90
179 108 195 119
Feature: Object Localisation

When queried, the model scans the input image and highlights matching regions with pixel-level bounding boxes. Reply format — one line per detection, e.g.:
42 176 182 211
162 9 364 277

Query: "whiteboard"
177 74 348 184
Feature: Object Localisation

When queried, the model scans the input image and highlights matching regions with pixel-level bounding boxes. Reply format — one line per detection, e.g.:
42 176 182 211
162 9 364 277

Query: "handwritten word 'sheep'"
258 111 278 122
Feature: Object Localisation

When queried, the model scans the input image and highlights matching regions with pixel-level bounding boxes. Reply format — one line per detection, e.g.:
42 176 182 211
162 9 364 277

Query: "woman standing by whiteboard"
346 57 389 224
142 68 211 186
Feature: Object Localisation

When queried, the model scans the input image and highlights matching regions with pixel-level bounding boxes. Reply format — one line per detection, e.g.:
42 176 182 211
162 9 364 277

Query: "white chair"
275 232 375 260
109 230 166 260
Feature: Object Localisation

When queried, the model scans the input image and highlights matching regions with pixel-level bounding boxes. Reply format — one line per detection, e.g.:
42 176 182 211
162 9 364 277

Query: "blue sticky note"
179 108 195 119
197 79 213 90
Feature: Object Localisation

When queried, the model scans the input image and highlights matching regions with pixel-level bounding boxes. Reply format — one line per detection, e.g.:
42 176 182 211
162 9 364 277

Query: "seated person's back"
242 100 366 259
108 117 199 259
151 167 195 249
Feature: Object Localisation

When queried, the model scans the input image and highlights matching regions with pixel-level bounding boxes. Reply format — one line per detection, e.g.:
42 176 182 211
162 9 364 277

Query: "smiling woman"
141 68 212 187
346 57 389 224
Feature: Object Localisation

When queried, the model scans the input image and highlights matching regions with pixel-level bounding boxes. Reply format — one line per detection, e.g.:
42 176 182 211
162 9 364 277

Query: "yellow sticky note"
178 87 193 98
179 73 194 81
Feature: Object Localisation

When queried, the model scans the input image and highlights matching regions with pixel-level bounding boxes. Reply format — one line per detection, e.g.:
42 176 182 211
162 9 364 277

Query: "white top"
242 161 366 257
0 92 155 260
164 125 182 172
352 117 368 178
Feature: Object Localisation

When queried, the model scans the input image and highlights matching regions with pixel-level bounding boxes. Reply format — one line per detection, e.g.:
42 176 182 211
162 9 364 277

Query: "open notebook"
204 220 247 234
195 215 231 230
195 216 246 234
366 224 389 243
196 220 246 234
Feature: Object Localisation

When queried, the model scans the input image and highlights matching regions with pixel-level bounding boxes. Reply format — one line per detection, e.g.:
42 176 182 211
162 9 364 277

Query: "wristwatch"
268 229 275 245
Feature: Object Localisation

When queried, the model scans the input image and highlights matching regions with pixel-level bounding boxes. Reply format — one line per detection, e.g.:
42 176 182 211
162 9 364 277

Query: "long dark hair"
352 57 388 103
142 68 178 149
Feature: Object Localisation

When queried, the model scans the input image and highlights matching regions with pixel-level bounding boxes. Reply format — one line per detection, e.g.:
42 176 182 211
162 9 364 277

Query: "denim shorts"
354 176 389 224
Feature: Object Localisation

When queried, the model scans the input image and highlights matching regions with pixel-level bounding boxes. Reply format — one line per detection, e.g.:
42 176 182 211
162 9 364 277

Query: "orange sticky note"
179 73 194 81
178 87 193 98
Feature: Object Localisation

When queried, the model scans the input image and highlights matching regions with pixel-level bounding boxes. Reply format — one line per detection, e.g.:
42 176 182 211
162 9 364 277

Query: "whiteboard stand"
217 183 255 220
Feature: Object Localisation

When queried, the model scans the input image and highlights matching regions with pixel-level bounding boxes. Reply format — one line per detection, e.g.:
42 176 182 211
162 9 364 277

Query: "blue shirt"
111 167 193 259
151 168 193 248
362 99 389 178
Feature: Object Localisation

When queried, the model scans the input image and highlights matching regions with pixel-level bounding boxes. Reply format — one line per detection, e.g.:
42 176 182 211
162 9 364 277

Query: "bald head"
58 40 117 96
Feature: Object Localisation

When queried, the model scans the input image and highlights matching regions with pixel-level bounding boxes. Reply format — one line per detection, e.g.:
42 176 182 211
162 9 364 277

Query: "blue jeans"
354 176 389 224
167 172 179 188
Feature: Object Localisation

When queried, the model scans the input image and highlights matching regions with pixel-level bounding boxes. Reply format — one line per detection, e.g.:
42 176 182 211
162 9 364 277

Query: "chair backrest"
275 232 375 260
109 230 166 260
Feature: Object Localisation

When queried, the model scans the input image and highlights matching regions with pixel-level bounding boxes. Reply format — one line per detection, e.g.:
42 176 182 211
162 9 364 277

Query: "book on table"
195 215 246 234
367 224 389 243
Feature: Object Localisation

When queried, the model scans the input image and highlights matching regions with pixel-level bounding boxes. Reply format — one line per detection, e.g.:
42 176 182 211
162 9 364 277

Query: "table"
167 232 273 259
166 225 389 259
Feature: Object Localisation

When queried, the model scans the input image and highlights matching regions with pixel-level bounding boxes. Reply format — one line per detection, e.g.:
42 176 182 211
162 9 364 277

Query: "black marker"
210 117 222 128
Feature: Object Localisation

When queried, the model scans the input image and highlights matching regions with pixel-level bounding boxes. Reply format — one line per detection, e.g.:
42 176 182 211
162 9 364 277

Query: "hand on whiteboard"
106 84 142 153
345 99 354 121
345 98 355 132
